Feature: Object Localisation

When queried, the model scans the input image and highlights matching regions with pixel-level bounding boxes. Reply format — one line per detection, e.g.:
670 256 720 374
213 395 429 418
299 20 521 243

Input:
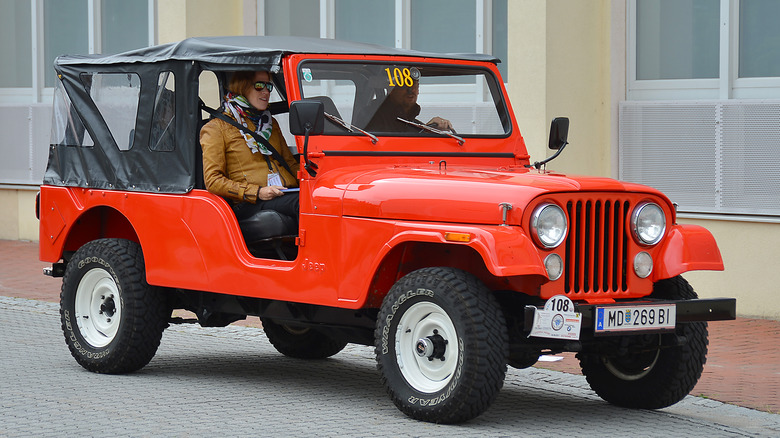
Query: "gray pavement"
2 296 779 437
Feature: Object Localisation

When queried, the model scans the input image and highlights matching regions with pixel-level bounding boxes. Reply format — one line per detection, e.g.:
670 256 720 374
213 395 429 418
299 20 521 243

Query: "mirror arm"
525 141 568 170
302 125 318 177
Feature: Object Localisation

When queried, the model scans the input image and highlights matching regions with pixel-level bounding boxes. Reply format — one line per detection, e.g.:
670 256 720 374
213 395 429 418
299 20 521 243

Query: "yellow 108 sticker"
385 67 415 87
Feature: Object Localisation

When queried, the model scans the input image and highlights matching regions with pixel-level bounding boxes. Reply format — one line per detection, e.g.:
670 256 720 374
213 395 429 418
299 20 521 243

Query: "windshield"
298 61 510 137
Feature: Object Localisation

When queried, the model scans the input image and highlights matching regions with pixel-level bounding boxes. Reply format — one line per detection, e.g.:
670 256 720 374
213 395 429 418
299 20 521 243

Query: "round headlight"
531 203 567 248
631 202 666 245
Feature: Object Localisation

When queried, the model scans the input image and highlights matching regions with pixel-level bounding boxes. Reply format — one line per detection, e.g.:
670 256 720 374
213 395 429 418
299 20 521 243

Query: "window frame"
627 0 780 101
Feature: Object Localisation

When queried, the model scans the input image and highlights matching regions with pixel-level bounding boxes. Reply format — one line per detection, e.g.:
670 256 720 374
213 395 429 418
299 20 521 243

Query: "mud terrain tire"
261 319 347 359
60 238 168 374
375 267 508 423
578 275 708 409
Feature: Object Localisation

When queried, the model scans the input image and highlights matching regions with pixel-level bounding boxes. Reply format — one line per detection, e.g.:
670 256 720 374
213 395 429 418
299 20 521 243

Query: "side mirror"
548 117 569 150
289 100 325 136
289 100 325 177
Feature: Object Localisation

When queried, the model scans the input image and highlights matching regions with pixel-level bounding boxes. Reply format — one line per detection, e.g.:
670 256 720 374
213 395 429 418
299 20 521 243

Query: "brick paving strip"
2 239 778 414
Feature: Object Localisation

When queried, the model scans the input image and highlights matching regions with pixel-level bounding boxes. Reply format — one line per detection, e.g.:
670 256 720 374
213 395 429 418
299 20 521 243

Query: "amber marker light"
444 232 471 242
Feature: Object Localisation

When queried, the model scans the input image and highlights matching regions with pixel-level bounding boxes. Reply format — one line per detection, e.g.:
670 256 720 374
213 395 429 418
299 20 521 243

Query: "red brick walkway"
2 239 778 414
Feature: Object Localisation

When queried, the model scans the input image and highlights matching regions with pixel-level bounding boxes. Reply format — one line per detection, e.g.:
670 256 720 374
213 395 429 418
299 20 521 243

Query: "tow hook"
43 263 66 277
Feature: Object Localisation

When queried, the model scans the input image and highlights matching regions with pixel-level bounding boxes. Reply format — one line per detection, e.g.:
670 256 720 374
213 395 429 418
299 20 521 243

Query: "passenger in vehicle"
200 70 299 231
365 79 452 133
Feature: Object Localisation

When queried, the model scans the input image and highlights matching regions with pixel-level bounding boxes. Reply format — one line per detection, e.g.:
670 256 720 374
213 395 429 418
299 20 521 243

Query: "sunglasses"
253 81 274 92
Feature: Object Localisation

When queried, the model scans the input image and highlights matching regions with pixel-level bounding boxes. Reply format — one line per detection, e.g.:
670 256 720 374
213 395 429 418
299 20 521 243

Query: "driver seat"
237 210 298 260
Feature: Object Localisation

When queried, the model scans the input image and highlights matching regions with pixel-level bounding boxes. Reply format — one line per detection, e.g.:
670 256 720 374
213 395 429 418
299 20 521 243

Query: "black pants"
232 192 299 223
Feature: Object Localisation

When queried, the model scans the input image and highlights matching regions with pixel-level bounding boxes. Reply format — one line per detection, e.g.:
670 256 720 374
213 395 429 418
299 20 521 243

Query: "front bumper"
524 297 736 337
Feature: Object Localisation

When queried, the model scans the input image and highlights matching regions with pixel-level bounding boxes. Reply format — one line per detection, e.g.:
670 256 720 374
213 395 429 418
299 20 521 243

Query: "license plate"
594 304 676 334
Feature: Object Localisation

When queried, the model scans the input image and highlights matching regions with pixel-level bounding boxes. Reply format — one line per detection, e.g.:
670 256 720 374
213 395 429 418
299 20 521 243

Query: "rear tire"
261 319 347 359
577 276 708 409
60 239 169 374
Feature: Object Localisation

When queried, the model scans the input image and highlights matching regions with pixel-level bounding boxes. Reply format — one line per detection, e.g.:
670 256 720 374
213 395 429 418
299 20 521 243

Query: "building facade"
0 0 776 318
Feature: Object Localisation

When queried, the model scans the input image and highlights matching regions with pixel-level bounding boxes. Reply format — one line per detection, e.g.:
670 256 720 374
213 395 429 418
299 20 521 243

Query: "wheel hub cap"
415 332 448 361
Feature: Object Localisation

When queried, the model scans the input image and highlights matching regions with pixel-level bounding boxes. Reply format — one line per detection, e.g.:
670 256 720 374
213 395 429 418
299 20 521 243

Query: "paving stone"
1 296 779 437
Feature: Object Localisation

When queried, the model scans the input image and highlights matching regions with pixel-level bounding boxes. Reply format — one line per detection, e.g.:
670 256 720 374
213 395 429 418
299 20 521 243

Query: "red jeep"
39 36 735 423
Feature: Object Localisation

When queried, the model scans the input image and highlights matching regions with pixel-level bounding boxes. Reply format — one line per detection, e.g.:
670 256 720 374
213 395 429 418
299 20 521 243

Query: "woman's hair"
227 71 267 96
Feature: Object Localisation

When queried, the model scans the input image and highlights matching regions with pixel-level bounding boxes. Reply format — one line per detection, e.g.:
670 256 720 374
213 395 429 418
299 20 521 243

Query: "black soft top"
45 36 500 194
55 36 500 70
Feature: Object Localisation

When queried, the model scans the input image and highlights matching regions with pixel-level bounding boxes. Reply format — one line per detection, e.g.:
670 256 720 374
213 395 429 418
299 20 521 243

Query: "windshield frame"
295 58 512 140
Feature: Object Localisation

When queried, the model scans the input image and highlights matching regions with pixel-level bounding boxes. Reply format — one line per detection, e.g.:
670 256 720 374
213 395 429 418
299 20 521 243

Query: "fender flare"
377 223 547 278
653 224 724 280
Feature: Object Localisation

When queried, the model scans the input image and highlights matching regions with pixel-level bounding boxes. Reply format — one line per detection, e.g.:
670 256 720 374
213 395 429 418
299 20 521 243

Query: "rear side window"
51 78 94 147
79 72 141 151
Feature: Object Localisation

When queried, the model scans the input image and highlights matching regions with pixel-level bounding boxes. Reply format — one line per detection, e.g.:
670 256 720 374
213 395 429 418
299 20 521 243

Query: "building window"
264 0 319 38
0 0 153 103
44 1 89 88
628 0 780 100
635 0 719 80
259 0 508 81
100 0 150 56
335 0 394 47
738 0 780 79
0 0 32 88
623 0 780 219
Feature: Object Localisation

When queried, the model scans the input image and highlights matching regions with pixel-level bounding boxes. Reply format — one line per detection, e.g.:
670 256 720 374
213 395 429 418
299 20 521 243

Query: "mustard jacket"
200 116 299 204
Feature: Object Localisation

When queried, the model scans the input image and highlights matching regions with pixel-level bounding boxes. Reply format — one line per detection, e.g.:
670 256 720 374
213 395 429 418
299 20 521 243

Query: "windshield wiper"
324 112 378 144
396 117 464 145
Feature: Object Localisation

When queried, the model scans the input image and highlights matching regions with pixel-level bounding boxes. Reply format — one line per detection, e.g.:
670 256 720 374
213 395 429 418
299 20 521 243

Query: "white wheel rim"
395 302 458 393
74 268 122 348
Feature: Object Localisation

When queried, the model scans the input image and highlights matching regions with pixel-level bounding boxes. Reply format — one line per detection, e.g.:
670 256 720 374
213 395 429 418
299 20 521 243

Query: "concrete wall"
508 0 612 177
0 189 38 241
681 218 780 320
158 0 243 43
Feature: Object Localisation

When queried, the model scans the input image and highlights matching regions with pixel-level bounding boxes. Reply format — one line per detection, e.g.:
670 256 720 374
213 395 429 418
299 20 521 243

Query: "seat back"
238 209 297 244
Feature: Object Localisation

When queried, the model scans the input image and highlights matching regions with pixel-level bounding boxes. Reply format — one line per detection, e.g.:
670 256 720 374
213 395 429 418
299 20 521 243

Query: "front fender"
654 224 724 280
383 224 547 278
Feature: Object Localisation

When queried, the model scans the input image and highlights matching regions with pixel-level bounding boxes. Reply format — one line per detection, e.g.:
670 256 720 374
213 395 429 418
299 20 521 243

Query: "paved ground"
2 296 779 437
2 239 780 435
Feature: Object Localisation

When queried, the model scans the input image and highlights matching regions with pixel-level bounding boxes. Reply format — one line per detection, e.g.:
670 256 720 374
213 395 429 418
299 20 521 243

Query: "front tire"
60 239 169 374
375 267 508 423
261 319 347 359
578 276 708 409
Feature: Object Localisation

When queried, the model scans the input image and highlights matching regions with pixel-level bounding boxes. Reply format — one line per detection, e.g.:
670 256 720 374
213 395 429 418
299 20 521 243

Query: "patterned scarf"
223 92 273 155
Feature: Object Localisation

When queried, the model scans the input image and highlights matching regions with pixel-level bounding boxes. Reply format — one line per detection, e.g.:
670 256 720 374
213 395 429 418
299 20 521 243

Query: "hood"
336 166 664 225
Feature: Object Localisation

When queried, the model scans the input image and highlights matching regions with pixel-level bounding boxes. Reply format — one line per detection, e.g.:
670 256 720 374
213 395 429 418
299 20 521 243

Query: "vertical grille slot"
564 198 631 295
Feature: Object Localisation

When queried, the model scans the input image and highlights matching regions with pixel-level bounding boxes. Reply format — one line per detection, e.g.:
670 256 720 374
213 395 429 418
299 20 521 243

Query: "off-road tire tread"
374 267 508 423
60 238 168 374
577 275 708 409
261 319 348 359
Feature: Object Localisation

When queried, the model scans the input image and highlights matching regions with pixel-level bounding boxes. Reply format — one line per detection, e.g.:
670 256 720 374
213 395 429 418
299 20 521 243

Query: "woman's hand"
257 185 286 201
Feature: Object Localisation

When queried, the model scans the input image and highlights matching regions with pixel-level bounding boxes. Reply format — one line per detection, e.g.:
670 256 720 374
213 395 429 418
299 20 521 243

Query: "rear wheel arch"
62 206 139 257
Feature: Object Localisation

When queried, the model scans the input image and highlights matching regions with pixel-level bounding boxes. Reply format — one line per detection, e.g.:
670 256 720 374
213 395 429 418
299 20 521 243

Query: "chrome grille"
564 198 631 295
